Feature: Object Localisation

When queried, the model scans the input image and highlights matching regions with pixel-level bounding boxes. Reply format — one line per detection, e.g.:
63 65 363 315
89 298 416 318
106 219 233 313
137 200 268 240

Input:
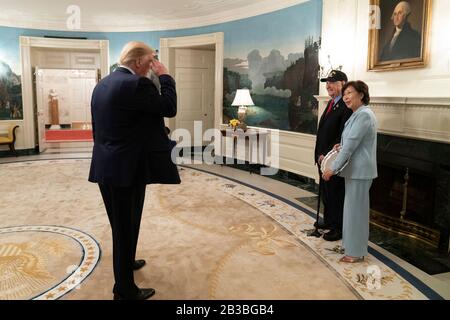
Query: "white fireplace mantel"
370 97 450 106
315 96 450 144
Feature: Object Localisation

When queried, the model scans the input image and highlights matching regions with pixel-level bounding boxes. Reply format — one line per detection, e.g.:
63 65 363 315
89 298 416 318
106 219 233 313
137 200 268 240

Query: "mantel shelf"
314 95 450 106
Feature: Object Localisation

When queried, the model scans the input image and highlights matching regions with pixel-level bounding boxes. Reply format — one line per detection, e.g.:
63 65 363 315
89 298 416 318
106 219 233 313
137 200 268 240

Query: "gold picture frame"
368 0 432 71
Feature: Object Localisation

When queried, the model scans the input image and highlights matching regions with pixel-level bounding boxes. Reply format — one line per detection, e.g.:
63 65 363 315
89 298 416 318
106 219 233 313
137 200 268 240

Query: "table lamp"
231 89 254 131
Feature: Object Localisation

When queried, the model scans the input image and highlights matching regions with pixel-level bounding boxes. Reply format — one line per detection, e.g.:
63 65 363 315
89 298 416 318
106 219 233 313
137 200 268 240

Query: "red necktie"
325 100 334 116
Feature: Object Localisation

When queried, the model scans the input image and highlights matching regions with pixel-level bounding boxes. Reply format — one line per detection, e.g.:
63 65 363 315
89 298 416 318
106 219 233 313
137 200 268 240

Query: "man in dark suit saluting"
314 70 352 241
89 41 180 300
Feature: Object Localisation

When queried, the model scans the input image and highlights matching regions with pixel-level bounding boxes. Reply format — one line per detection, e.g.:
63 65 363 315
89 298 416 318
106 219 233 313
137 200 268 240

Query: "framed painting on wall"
368 0 432 71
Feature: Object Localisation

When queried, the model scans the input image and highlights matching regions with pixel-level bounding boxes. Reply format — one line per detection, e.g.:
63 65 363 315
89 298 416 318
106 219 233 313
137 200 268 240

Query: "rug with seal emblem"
0 225 100 300
0 159 442 300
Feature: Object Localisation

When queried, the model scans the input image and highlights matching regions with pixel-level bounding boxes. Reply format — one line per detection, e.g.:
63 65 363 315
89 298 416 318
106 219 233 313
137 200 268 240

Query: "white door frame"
159 32 224 132
19 36 109 150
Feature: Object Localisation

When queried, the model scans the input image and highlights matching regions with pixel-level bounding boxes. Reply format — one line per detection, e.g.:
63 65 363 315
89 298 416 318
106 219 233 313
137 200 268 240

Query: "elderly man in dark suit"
314 70 352 241
380 1 421 61
89 41 180 300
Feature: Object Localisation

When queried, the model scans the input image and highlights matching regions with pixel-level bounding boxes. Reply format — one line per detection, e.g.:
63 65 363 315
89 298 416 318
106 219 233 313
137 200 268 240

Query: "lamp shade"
231 89 254 106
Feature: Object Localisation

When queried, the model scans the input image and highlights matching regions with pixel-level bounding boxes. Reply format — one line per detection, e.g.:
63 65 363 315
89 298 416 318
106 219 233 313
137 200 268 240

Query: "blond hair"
119 41 154 66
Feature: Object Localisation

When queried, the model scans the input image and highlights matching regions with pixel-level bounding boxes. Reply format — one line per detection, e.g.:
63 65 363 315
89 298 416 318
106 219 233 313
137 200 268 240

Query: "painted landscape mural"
0 61 22 120
222 1 322 134
223 39 320 134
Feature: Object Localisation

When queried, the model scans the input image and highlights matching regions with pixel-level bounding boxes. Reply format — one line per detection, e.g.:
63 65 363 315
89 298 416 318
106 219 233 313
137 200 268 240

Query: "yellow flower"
229 119 240 127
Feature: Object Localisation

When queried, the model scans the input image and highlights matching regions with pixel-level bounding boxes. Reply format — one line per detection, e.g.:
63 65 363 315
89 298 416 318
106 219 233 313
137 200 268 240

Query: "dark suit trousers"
321 173 345 231
99 183 146 296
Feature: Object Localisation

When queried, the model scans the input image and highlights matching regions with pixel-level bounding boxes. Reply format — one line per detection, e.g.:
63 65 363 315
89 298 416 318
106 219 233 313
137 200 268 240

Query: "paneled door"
34 67 48 153
34 68 98 151
68 70 97 129
174 49 215 147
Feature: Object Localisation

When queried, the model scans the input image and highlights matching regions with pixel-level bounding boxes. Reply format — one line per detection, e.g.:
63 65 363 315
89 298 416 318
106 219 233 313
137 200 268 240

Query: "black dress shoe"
313 221 330 230
113 288 155 300
323 229 342 241
133 259 146 271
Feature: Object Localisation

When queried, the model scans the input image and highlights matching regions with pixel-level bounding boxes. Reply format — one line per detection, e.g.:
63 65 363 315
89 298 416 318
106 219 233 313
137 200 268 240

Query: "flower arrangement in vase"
229 119 240 131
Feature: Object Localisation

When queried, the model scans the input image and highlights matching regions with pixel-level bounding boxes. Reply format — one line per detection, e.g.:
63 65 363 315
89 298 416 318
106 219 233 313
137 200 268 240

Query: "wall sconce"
231 89 254 131
317 39 343 80
318 54 343 80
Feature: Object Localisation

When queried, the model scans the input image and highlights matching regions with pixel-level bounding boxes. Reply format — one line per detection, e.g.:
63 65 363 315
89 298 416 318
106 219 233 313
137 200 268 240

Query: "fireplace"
370 134 450 251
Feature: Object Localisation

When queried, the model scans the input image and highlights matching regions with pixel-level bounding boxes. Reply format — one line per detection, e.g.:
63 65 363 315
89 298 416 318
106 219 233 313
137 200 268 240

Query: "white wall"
278 0 450 181
320 0 450 97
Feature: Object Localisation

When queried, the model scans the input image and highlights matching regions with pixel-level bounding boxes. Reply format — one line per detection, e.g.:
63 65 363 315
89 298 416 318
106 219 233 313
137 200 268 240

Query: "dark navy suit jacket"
88 67 180 187
314 97 353 165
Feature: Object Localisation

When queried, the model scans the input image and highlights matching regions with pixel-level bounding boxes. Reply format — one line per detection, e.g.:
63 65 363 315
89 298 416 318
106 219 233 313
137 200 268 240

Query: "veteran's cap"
320 70 348 83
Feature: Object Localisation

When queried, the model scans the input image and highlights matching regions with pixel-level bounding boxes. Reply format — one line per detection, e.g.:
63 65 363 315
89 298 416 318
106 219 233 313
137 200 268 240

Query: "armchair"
0 125 19 156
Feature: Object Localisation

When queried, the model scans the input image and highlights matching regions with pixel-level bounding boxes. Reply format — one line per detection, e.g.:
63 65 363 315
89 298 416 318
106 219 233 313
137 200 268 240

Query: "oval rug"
0 225 100 300
0 159 437 300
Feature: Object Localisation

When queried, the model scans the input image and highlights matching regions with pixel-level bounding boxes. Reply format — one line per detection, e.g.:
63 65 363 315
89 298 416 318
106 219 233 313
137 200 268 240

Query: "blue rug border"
181 165 445 301
0 224 102 300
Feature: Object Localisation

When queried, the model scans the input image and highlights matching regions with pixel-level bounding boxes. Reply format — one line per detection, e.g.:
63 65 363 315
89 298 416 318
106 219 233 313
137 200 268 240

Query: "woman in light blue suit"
322 81 377 263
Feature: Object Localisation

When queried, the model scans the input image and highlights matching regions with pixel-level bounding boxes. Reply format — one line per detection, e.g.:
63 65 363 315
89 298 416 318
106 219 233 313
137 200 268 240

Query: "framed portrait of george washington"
368 0 432 71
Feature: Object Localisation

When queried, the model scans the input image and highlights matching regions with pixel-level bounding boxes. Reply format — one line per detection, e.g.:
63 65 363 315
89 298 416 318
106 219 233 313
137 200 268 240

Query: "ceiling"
0 0 307 32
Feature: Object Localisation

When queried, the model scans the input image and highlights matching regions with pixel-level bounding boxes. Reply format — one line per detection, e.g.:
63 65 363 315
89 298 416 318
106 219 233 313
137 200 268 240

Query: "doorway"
175 48 215 145
20 36 109 153
35 68 97 143
160 32 224 147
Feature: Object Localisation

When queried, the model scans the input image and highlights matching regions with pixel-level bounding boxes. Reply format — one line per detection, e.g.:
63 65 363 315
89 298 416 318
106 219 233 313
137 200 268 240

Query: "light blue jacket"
331 105 378 180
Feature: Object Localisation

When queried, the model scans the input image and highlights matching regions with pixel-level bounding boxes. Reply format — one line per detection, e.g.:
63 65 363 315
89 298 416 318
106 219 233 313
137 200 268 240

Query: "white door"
174 49 215 147
34 67 48 153
69 70 97 129
35 68 98 152
85 77 97 126
35 69 71 126
69 78 85 123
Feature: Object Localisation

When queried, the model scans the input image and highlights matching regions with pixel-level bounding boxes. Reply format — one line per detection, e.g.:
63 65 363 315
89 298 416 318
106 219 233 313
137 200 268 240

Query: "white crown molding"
25 36 105 50
0 0 308 32
161 32 224 48
371 97 450 106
